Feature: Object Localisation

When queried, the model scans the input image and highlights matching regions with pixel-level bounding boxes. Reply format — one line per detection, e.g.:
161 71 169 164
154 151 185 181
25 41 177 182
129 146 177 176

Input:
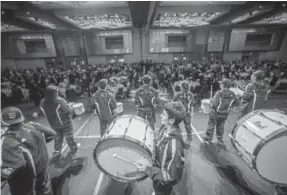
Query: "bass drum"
93 115 154 183
230 109 287 185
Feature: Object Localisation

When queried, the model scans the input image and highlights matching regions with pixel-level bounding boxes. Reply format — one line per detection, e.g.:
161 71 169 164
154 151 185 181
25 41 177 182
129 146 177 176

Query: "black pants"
8 166 53 195
153 180 176 195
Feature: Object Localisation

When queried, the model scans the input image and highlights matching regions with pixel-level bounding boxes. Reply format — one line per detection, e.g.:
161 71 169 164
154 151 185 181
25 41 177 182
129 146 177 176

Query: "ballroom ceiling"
1 1 287 32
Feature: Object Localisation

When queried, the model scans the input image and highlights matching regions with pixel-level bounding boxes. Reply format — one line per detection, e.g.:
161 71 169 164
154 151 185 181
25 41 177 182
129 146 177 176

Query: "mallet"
113 153 139 167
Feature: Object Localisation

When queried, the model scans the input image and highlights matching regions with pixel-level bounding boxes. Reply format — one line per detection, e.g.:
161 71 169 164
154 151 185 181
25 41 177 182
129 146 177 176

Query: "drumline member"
136 102 186 195
91 79 117 136
173 81 195 141
40 86 80 161
134 75 160 130
203 78 238 143
240 70 271 118
1 107 56 195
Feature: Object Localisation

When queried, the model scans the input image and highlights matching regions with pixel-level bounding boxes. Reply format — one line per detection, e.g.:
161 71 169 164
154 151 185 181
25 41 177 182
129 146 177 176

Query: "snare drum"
72 103 85 115
230 109 287 185
93 115 154 183
201 99 211 114
114 102 123 115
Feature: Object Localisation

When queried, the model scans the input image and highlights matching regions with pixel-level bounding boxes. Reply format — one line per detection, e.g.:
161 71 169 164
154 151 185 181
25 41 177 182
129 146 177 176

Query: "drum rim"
93 135 152 183
115 114 149 125
253 131 287 186
231 110 287 186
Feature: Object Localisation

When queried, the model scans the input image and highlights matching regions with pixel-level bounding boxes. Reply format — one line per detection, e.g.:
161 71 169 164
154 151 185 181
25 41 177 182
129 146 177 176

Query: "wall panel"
149 29 195 53
83 30 133 55
87 56 107 65
14 59 46 69
125 28 142 62
1 59 17 70
229 27 281 51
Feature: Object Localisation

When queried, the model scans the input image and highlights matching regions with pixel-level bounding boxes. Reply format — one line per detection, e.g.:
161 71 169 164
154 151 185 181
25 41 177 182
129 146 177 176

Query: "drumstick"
113 154 139 167
210 84 213 100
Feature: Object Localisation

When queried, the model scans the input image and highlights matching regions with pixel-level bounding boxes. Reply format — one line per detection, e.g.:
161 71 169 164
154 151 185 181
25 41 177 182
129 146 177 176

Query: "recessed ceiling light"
259 6 262 8
283 4 286 7
26 12 30 15
2 11 4 14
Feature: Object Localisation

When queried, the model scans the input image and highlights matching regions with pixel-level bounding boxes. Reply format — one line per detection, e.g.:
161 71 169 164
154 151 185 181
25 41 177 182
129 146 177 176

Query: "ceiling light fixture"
1 11 4 14
26 12 30 15
259 6 262 9
283 4 286 7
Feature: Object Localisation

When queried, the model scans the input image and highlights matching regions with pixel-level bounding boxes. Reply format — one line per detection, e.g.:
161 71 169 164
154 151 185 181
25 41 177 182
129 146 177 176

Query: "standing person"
240 70 271 118
136 102 186 195
1 107 56 195
134 75 160 130
40 86 80 161
173 81 195 141
203 78 238 144
134 69 140 89
90 79 117 136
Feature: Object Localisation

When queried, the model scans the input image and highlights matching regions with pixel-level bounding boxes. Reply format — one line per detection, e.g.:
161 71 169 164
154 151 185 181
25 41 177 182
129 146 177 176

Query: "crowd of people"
1 59 287 109
2 58 287 195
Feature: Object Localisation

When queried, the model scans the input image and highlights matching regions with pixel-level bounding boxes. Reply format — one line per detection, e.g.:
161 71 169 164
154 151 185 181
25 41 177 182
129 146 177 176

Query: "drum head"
72 103 82 108
93 137 152 183
256 133 287 185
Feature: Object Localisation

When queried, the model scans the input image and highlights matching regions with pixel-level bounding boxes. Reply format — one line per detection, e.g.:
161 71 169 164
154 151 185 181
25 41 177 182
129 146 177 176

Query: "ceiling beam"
128 1 151 28
1 9 47 30
239 5 287 24
14 2 80 30
145 1 157 33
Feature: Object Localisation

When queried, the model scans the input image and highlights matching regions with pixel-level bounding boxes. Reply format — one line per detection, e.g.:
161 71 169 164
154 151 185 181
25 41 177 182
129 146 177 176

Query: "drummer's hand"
136 164 148 173
135 159 148 172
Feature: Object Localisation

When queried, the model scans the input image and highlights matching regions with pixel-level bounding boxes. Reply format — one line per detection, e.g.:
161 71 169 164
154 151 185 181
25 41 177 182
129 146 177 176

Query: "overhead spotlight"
259 6 262 9
283 4 286 7
2 11 4 14
26 12 30 15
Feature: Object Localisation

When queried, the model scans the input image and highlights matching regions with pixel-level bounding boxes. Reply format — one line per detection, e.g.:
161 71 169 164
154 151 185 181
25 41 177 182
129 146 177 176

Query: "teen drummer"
136 102 186 195
203 78 238 144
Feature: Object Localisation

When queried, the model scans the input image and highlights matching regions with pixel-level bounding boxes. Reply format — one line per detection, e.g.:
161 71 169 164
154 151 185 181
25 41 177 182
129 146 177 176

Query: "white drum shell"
114 102 123 114
94 115 154 182
231 109 287 185
201 99 211 114
72 103 85 115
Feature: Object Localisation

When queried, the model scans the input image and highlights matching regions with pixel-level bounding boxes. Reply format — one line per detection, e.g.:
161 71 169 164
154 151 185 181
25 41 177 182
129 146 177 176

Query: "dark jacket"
40 87 73 130
146 127 185 184
241 81 271 113
173 91 195 114
91 89 117 121
211 89 238 117
1 122 56 180
134 85 160 111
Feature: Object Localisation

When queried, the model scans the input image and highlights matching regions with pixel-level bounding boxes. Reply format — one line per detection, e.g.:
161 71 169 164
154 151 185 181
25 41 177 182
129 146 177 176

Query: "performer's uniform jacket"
91 89 117 135
205 89 237 141
174 81 181 93
40 97 73 130
1 122 55 195
40 96 77 153
210 89 237 118
146 126 185 194
241 81 270 117
173 91 195 136
134 85 160 130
